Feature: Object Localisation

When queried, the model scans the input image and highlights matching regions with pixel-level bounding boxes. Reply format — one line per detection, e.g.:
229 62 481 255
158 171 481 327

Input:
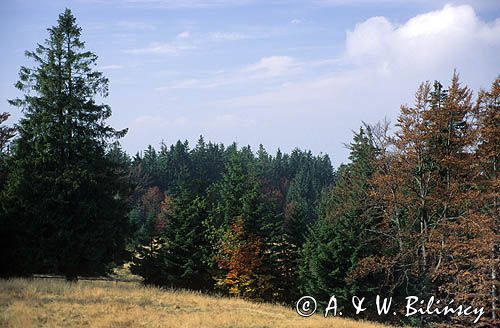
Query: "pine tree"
2 9 129 279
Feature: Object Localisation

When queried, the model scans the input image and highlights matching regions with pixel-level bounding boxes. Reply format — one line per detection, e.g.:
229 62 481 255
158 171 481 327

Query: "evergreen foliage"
1 9 129 280
298 127 381 316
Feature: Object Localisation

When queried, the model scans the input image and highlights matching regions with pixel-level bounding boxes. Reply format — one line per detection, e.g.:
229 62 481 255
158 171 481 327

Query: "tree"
206 150 276 299
366 73 499 326
130 188 211 290
161 192 212 290
298 127 381 317
0 113 16 276
215 216 268 298
1 9 129 279
0 112 15 189
129 192 173 286
460 76 499 323
476 77 500 321
0 112 15 155
128 186 165 246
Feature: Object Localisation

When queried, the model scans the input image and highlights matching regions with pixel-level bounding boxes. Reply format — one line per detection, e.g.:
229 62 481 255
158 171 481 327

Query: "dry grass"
0 278 390 328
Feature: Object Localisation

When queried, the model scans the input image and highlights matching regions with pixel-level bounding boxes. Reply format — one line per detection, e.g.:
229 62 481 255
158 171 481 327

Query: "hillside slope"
0 278 389 328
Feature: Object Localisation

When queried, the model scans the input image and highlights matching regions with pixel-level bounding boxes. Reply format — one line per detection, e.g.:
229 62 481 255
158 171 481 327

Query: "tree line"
0 9 497 327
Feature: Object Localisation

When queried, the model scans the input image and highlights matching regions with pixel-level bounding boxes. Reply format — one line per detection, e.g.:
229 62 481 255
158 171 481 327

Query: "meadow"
0 278 390 328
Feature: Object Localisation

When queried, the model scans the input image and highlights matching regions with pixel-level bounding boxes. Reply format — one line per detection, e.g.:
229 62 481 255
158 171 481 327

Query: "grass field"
0 278 390 328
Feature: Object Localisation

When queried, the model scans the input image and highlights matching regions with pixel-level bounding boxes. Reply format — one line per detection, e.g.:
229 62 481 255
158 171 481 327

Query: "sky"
1 0 499 166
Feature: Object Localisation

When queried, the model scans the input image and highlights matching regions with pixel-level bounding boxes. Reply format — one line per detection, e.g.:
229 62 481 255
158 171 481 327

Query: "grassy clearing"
0 278 390 328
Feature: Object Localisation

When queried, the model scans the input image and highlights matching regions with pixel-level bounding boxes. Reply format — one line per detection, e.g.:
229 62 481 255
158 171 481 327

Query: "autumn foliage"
216 217 270 298
359 73 499 326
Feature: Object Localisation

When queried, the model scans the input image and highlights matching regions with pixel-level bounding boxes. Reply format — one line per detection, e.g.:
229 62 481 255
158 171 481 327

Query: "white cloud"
176 31 190 39
291 19 302 24
155 56 303 92
343 4 500 73
99 64 124 70
125 42 194 54
155 79 201 91
132 115 189 128
116 20 156 31
210 32 249 41
243 56 299 78
211 114 256 129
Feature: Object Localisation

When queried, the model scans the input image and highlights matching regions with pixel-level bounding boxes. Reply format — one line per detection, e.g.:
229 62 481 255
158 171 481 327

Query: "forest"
0 9 498 328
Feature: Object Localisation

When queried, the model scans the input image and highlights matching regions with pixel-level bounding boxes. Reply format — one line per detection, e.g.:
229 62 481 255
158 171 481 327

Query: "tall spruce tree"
1 9 128 279
298 127 381 316
161 191 212 290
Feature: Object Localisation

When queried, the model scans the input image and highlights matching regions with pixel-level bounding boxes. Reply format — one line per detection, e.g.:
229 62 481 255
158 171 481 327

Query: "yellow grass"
0 278 390 328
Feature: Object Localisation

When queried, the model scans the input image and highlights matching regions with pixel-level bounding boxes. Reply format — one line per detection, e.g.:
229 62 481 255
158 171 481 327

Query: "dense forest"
0 9 498 327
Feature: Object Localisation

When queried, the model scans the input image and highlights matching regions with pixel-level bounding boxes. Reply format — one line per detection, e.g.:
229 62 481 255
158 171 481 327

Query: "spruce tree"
2 9 129 279
298 127 381 316
162 192 212 290
0 112 15 189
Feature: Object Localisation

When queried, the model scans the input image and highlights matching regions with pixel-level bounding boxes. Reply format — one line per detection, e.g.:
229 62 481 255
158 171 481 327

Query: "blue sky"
1 0 499 165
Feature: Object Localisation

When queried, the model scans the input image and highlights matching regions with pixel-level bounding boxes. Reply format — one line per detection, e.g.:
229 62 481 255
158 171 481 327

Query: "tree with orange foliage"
216 216 271 298
367 80 440 305
367 73 498 326
469 77 499 323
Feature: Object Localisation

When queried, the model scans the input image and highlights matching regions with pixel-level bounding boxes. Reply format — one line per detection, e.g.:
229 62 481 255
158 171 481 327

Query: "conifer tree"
131 165 212 290
159 179 212 290
207 150 276 298
298 127 381 316
0 112 15 189
2 9 128 279
475 77 499 321
0 113 16 276
129 192 173 286
458 76 499 322
368 73 498 325
0 113 15 155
